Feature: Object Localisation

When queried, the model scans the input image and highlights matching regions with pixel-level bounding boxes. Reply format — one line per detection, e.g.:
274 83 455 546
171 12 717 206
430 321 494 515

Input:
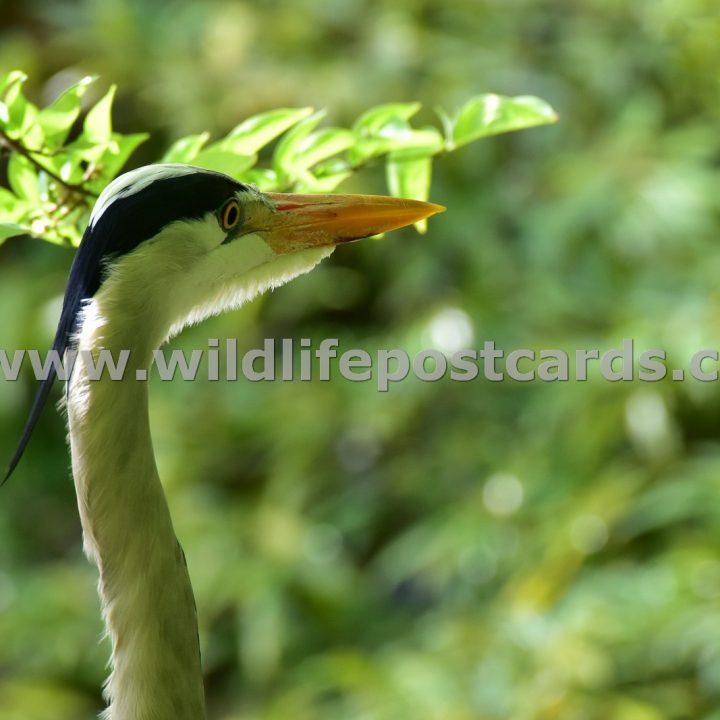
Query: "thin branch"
0 129 98 198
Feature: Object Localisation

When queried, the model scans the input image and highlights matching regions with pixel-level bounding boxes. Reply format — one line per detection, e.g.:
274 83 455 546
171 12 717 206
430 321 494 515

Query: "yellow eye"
220 199 241 231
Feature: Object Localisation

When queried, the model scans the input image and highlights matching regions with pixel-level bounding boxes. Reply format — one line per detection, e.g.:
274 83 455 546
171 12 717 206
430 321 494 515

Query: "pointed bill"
247 192 445 253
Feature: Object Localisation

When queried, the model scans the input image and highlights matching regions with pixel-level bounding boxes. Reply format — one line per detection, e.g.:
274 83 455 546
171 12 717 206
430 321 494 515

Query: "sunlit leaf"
100 132 149 179
84 85 116 143
290 127 354 173
353 126 443 161
3 74 40 142
449 94 558 149
294 169 352 193
386 152 433 232
40 150 85 187
237 167 279 191
161 132 211 163
192 148 256 177
273 110 326 178
353 102 421 135
0 222 28 243
0 186 20 211
37 75 96 149
303 159 352 193
434 105 454 145
7 155 39 203
351 101 443 163
62 133 104 164
0 69 27 97
224 107 315 155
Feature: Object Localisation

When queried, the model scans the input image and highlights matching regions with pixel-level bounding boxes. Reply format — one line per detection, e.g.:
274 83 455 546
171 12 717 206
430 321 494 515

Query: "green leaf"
0 222 28 243
37 75 95 149
65 130 148 191
161 132 211 163
353 102 421 135
100 132 149 179
84 85 116 143
351 102 442 163
353 126 443 161
237 168 279 191
386 153 433 233
435 105 455 146
191 148 256 177
296 169 352 193
293 158 352 193
7 155 39 203
224 107 315 155
0 70 27 97
0 186 19 211
273 110 326 178
39 150 83 186
3 74 40 142
449 94 557 150
62 133 105 164
290 127 354 173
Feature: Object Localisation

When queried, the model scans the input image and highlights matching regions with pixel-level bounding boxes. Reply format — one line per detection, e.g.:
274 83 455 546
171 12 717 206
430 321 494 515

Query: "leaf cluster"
0 71 556 246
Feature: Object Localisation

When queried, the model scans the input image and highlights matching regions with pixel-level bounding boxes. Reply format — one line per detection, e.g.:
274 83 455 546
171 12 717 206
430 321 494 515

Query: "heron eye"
219 199 241 231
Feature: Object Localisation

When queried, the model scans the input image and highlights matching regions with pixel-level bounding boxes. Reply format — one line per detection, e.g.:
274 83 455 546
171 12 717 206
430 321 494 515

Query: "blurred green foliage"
2 1 720 719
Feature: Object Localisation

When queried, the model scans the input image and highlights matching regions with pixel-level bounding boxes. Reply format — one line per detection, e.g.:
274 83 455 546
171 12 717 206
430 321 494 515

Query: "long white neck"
63 221 334 719
67 299 206 720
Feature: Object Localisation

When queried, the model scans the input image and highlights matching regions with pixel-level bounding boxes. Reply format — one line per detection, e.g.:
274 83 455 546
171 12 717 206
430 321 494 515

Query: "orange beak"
247 192 445 253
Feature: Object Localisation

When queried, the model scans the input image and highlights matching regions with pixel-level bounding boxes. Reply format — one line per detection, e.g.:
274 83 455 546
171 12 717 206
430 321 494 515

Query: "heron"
4 163 443 720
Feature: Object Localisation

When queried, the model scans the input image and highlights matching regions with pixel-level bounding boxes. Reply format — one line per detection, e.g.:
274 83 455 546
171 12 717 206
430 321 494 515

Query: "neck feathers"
69 296 206 720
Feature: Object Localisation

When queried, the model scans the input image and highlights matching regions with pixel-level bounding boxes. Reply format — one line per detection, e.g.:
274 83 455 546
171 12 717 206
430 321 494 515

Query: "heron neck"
68 300 206 720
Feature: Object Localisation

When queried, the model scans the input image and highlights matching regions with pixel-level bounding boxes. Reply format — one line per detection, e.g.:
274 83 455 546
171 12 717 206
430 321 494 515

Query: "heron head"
79 164 443 342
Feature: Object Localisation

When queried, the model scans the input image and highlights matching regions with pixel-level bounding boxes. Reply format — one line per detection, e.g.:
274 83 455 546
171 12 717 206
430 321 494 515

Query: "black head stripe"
83 172 245 301
65 170 246 346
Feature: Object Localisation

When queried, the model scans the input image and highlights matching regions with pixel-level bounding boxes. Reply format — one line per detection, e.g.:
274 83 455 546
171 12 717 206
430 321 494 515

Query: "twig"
0 129 98 198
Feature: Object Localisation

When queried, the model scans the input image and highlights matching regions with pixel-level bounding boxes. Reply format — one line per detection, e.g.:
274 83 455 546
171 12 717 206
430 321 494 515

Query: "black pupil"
225 203 238 227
